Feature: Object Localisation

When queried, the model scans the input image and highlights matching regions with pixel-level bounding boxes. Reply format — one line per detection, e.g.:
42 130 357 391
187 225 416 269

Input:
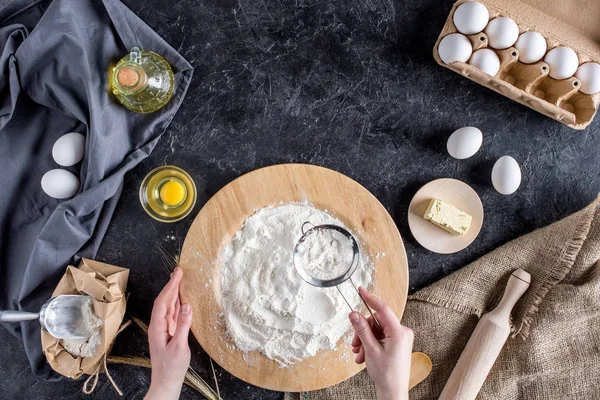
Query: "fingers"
153 268 183 319
174 297 181 317
150 268 184 345
351 317 374 348
157 267 183 303
349 312 380 355
355 346 365 364
168 296 181 337
167 289 179 335
397 325 414 351
352 332 361 348
171 303 193 348
358 287 402 337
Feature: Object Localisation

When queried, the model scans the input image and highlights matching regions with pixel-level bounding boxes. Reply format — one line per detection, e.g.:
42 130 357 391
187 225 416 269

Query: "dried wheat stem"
107 355 220 400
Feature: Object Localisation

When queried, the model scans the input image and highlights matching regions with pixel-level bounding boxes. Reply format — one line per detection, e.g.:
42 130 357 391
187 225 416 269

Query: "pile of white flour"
61 297 102 358
219 204 373 366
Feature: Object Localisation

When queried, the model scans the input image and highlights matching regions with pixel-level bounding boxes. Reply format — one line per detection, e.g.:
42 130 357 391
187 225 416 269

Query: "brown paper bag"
41 258 129 379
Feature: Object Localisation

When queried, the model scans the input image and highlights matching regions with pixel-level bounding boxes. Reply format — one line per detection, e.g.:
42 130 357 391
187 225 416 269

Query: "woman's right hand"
349 287 414 400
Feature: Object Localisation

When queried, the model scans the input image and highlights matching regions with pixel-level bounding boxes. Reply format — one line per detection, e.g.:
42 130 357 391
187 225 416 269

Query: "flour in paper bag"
61 297 102 358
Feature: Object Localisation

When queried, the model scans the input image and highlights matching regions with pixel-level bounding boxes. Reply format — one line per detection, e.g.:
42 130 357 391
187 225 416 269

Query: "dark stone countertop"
2 0 599 398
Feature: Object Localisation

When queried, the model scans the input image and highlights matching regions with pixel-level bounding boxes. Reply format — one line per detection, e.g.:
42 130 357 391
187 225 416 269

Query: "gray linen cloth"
0 0 192 379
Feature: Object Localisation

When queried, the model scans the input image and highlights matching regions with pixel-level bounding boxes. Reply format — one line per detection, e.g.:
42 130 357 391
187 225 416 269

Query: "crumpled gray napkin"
0 0 192 379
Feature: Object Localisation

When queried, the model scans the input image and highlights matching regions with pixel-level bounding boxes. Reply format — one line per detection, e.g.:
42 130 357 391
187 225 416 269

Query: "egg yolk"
159 181 186 206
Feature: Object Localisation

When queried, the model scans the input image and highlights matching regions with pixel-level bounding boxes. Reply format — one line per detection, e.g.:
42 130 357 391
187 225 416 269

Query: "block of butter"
423 198 472 235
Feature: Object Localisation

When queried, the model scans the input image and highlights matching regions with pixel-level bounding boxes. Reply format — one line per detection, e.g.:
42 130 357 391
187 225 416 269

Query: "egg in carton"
434 0 600 130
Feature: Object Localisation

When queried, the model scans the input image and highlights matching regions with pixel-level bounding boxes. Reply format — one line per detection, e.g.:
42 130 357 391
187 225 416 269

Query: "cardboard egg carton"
434 0 600 129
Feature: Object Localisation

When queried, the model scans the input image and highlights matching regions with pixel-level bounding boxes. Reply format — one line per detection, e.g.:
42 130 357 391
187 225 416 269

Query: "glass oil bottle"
111 47 174 113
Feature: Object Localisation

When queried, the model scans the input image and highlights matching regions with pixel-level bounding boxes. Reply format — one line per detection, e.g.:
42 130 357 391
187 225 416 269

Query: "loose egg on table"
453 1 489 35
544 46 579 80
575 62 600 94
491 156 521 195
514 31 547 64
447 127 483 160
52 132 85 167
469 49 500 76
41 169 80 199
438 33 473 64
484 17 519 50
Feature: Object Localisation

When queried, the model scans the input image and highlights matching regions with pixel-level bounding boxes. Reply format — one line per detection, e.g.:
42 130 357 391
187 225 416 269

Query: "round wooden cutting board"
179 164 409 392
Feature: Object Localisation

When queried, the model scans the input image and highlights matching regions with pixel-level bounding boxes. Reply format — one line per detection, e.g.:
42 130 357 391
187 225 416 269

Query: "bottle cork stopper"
117 66 139 87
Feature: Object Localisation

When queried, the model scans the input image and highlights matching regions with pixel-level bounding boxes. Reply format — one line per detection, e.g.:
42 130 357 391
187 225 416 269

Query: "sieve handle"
357 290 383 334
300 221 315 235
340 278 383 335
0 310 40 322
349 278 383 334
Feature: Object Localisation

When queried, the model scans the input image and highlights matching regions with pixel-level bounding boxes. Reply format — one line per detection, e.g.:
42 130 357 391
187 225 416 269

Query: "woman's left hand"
145 267 193 400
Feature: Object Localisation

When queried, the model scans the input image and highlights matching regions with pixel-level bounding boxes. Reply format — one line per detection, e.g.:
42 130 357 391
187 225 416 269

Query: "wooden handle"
409 352 432 390
438 269 531 400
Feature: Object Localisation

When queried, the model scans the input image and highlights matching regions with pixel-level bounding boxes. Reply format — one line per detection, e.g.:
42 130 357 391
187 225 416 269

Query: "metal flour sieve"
293 222 382 332
0 295 95 339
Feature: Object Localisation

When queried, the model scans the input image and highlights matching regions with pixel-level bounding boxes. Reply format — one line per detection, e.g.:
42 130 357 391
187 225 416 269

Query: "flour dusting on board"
218 203 374 366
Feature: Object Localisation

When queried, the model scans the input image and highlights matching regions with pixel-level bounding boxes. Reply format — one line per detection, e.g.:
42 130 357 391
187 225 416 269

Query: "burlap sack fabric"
288 197 600 399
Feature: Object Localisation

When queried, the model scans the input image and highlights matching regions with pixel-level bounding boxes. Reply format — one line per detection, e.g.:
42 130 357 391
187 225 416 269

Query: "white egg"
544 46 579 80
447 126 483 159
491 156 521 195
41 169 80 199
514 31 547 64
468 49 500 76
52 132 85 167
453 2 489 35
438 33 473 65
575 62 600 94
484 17 519 49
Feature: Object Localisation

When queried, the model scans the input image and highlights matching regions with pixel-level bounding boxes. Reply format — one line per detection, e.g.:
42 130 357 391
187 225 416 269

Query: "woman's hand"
145 267 192 400
349 287 414 400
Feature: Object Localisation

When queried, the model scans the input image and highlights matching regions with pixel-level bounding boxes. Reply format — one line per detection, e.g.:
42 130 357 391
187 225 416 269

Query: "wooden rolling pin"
438 268 531 400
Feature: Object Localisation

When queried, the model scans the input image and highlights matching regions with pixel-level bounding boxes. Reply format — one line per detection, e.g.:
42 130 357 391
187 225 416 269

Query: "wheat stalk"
107 355 220 400
156 243 180 275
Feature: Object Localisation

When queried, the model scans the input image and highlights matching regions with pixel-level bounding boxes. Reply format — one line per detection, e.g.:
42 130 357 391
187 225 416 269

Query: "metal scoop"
293 222 382 332
0 295 95 339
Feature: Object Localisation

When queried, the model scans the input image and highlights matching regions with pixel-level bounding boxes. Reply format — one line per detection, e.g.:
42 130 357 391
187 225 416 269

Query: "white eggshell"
447 127 483 159
544 46 579 80
484 17 519 49
514 31 547 64
453 2 489 35
575 62 600 94
41 169 80 199
52 132 85 167
438 33 473 65
468 49 500 76
491 156 521 195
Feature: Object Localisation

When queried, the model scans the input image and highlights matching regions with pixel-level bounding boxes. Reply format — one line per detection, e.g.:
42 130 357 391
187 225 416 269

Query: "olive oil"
111 47 174 113
140 166 196 222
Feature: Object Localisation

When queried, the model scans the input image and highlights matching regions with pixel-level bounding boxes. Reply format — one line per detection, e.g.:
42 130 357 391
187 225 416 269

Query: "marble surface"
2 0 600 398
